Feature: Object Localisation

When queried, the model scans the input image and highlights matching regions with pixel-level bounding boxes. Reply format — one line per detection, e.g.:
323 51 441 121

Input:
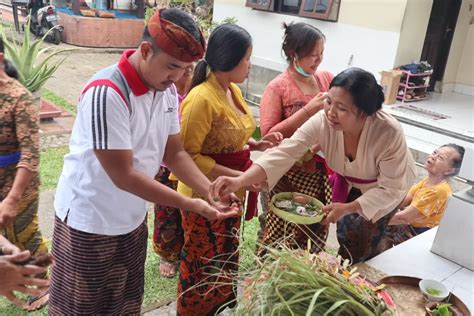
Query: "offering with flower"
236 246 395 315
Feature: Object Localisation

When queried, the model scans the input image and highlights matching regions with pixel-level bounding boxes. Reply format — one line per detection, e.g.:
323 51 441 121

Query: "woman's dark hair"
441 143 465 176
329 67 384 116
0 38 19 80
282 22 325 62
190 23 252 90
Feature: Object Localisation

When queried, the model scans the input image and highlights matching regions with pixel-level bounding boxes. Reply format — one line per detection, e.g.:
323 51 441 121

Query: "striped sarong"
49 216 148 315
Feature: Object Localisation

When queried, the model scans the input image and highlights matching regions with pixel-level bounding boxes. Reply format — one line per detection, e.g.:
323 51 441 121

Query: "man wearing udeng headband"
50 8 239 314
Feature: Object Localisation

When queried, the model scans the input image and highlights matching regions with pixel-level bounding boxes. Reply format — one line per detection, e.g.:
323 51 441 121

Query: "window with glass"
246 0 340 22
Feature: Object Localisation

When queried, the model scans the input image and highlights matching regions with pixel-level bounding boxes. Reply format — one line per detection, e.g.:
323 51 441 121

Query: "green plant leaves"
0 18 73 93
233 247 391 316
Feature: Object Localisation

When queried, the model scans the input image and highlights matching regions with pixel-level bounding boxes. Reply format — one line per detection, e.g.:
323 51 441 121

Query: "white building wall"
214 4 402 79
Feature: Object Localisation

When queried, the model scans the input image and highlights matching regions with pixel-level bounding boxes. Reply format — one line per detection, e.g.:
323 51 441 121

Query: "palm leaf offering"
274 198 321 217
235 247 395 315
271 192 325 225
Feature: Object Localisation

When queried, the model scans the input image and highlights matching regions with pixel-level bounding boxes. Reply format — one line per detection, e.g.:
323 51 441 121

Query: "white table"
366 228 473 313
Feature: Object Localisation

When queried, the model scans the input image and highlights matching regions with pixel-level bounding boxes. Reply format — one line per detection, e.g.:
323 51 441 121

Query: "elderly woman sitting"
380 143 465 248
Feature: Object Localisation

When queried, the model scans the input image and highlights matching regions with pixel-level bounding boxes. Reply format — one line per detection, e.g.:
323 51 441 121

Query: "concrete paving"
44 51 123 106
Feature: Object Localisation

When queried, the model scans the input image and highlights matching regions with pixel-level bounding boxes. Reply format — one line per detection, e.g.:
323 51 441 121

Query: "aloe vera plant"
0 19 71 92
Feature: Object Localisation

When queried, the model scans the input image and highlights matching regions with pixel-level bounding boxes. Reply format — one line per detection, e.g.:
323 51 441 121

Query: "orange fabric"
178 212 238 315
148 9 205 62
409 177 452 228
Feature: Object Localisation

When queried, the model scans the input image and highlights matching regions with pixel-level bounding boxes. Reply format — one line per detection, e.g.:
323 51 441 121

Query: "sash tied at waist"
0 152 21 168
207 149 257 220
329 173 377 203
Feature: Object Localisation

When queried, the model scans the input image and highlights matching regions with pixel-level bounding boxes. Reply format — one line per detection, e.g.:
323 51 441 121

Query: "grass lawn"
42 89 76 116
39 147 69 191
0 146 260 314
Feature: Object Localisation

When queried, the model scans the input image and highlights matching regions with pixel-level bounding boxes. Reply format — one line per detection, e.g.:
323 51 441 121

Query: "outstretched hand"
0 251 50 309
208 191 242 213
0 197 19 228
189 198 240 220
253 132 283 151
209 176 243 201
0 238 22 256
245 181 267 192
306 92 328 114
321 203 352 225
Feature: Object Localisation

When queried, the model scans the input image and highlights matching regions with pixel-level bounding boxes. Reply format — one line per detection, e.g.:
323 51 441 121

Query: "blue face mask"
293 55 312 77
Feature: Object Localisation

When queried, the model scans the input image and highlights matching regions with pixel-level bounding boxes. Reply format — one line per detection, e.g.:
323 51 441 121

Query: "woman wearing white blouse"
211 68 416 263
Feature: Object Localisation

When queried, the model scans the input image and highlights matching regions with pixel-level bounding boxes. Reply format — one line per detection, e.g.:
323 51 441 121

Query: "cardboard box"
380 70 403 105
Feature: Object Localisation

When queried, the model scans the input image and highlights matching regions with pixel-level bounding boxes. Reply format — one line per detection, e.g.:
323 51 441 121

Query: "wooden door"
421 0 462 91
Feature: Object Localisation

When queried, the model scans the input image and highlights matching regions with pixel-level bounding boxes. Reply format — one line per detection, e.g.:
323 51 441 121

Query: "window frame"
298 0 336 20
245 0 340 22
245 0 274 11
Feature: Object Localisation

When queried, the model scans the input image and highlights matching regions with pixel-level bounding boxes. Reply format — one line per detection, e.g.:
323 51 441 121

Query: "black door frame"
421 0 462 91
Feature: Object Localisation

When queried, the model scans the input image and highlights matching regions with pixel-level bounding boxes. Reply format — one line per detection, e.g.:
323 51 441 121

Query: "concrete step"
40 99 63 120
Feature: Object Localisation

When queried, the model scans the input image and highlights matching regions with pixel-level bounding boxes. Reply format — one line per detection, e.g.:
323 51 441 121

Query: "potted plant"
0 19 71 96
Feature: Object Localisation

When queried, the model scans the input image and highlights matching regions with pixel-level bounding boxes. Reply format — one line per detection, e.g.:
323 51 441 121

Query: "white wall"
450 22 474 95
454 12 474 96
338 0 406 33
394 0 433 67
444 0 474 86
214 3 401 79
456 24 474 87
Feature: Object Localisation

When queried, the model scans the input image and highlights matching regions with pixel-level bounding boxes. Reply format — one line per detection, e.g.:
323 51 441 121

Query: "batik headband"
147 9 205 62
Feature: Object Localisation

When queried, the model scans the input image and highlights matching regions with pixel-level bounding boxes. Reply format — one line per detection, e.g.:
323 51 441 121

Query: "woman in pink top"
258 22 333 252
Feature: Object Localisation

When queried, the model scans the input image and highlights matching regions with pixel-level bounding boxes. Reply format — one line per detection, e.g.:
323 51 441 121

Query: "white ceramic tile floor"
384 92 474 154
385 92 473 137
